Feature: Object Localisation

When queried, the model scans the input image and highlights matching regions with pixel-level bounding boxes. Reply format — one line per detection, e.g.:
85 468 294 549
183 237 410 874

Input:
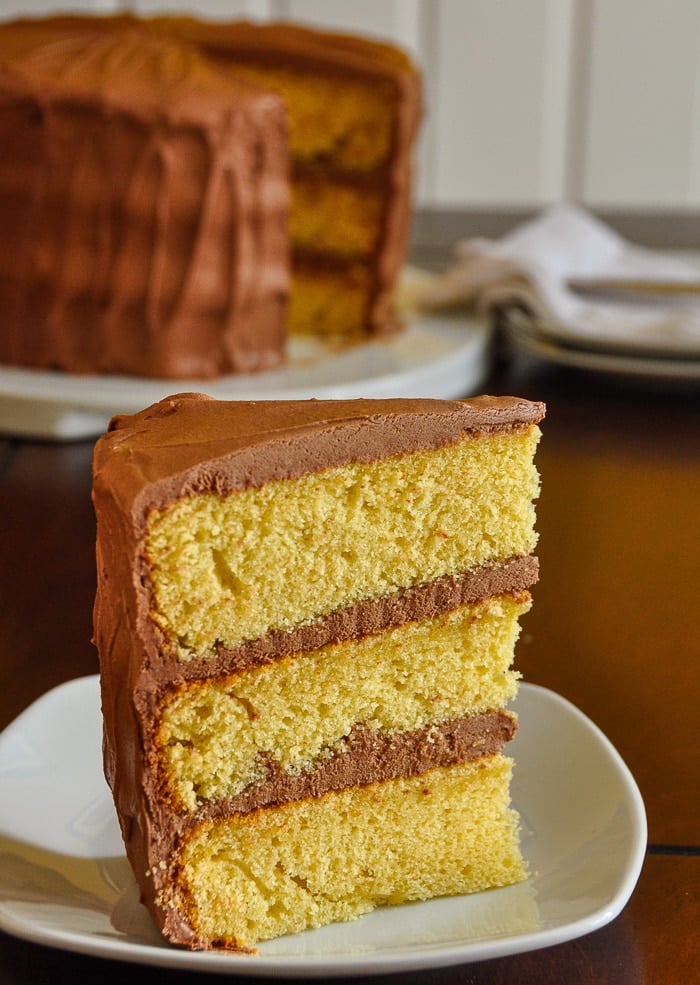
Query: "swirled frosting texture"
0 26 289 377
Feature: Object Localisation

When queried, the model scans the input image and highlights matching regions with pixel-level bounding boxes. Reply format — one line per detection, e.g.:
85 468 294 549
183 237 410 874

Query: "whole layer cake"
154 17 421 341
0 15 421 378
92 393 545 950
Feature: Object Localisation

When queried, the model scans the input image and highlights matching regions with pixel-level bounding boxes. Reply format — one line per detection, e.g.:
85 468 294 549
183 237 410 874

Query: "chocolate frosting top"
2 26 280 126
94 393 545 526
0 14 419 81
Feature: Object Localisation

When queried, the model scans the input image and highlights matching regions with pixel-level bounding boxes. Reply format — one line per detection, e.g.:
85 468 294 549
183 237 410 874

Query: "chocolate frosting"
91 394 544 948
97 392 545 515
0 24 289 378
155 558 538 680
212 709 519 819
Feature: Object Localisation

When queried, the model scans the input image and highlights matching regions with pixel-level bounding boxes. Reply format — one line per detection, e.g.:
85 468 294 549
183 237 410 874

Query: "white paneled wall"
421 0 577 208
2 0 700 212
581 1 700 208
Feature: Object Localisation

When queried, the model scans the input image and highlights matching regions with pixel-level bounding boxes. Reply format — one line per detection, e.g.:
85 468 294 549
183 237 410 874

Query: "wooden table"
1 330 699 984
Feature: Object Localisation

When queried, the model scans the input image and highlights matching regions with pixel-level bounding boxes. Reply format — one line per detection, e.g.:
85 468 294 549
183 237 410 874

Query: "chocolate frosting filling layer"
158 554 539 678
203 709 518 820
147 708 518 949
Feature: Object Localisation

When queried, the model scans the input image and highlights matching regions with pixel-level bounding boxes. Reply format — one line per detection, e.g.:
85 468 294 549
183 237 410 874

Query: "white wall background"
3 0 700 214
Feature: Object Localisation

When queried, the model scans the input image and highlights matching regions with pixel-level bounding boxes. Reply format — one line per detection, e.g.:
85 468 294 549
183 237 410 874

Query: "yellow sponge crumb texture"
226 63 395 171
145 427 540 660
287 263 371 337
290 179 384 258
175 756 524 948
158 592 529 811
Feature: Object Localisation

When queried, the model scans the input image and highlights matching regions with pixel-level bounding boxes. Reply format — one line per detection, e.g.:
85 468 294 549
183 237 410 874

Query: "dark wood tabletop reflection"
1 290 699 983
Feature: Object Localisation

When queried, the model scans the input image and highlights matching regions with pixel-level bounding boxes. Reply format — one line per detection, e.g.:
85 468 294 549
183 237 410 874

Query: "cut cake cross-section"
92 393 545 950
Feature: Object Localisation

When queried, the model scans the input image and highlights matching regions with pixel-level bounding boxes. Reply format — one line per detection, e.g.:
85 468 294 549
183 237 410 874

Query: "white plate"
504 318 700 382
0 310 491 441
0 677 646 978
562 262 700 357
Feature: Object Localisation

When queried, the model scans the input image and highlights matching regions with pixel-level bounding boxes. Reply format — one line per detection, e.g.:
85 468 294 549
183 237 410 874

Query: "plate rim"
0 677 647 977
503 320 700 381
0 310 492 441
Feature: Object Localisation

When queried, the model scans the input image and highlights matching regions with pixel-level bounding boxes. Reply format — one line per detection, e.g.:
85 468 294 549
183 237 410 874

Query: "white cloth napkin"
418 204 700 352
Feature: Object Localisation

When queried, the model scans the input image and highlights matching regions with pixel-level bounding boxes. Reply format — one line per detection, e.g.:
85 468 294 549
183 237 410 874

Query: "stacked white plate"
501 277 700 383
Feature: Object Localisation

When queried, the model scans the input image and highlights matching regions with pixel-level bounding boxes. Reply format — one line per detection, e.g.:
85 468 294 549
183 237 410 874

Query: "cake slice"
92 394 544 950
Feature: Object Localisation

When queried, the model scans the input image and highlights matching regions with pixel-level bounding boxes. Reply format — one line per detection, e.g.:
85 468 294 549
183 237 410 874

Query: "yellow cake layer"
287 261 372 338
174 756 524 948
221 62 395 171
145 428 540 660
157 592 529 811
290 178 384 258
